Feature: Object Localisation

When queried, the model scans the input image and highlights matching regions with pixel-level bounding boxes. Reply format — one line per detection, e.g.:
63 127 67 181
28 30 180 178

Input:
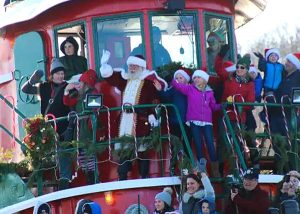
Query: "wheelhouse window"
204 14 233 75
55 24 87 58
150 14 198 69
94 16 143 69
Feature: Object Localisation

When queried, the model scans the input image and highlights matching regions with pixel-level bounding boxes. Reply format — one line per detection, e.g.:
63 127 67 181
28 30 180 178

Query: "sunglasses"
236 65 246 70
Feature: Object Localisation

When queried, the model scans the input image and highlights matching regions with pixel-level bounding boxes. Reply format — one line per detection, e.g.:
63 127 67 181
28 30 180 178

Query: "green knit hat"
237 55 251 70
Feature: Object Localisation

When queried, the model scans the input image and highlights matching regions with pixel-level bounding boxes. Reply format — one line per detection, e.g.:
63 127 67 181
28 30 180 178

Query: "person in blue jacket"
249 65 263 102
254 48 284 95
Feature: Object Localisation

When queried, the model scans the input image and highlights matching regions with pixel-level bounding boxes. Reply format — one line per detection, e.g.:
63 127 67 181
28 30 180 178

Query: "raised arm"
171 79 191 95
21 69 44 95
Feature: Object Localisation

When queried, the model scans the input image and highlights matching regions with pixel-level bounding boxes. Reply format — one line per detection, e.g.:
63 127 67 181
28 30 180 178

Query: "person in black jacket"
22 58 72 189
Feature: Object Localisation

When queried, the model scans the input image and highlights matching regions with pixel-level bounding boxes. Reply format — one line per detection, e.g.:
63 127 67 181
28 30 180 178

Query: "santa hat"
286 53 300 69
155 187 173 206
224 61 235 72
265 48 280 60
127 55 146 68
249 64 258 74
192 69 209 82
80 69 98 88
173 68 191 82
50 58 65 75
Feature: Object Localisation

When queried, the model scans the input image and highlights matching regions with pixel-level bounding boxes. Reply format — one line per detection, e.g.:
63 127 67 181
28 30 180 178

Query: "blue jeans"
190 123 217 161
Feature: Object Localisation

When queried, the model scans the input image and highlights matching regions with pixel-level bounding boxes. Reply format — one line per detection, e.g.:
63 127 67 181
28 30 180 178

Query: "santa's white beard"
127 69 143 80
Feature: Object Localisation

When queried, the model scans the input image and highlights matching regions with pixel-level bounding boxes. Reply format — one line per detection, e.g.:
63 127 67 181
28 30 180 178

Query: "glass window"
151 14 198 69
204 14 233 75
95 16 143 69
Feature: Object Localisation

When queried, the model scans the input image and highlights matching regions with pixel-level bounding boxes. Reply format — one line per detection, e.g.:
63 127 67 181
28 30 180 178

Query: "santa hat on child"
127 55 146 68
80 69 98 88
224 61 236 72
286 53 300 69
173 67 191 82
192 69 209 82
265 48 280 60
155 187 173 206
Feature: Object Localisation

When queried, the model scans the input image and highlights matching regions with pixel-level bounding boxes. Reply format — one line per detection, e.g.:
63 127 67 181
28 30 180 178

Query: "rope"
232 94 249 153
280 95 292 147
101 105 112 161
155 104 172 159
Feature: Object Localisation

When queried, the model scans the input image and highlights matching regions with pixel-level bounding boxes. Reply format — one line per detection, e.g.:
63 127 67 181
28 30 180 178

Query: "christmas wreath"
23 115 57 169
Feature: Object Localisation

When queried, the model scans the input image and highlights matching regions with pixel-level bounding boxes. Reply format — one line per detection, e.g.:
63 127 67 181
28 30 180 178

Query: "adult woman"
153 187 176 214
59 36 87 80
179 172 215 214
22 58 71 189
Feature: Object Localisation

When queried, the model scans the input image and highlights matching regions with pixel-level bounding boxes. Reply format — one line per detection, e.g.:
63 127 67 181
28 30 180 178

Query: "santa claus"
100 50 167 180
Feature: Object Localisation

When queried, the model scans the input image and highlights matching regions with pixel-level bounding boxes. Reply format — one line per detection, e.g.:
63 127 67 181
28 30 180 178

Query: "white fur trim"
286 53 300 69
225 64 236 72
173 69 190 82
0 72 13 84
192 70 209 82
127 56 146 68
121 69 168 91
249 66 258 74
99 64 113 78
67 74 81 83
265 48 280 60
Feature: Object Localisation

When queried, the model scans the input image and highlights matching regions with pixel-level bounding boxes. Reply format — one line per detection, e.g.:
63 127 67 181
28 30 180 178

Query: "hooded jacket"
171 80 221 124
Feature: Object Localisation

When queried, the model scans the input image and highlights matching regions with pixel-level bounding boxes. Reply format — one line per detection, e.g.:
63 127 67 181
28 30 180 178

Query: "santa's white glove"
101 50 111 65
148 114 159 127
100 50 113 78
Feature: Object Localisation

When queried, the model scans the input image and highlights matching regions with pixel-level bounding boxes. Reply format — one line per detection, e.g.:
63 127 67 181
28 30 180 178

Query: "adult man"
100 50 167 180
130 26 171 68
269 53 300 135
225 168 270 214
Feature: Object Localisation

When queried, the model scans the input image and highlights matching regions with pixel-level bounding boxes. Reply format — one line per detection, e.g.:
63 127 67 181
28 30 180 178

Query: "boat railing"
222 99 299 177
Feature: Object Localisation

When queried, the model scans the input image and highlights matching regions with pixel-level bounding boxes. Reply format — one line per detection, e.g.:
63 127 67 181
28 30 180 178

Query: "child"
63 69 99 184
172 70 221 177
153 68 190 139
254 48 284 95
198 199 217 214
153 187 176 214
249 65 263 102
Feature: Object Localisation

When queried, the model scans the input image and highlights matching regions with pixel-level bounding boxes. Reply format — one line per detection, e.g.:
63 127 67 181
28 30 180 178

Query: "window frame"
92 12 145 74
53 20 89 65
203 11 236 75
148 10 201 69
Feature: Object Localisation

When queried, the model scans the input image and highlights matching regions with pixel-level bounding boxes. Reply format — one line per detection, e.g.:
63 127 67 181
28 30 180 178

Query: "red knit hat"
79 69 98 88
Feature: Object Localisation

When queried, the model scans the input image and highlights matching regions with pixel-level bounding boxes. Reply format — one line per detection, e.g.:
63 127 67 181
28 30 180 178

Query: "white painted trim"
0 177 181 214
0 0 70 29
0 72 13 84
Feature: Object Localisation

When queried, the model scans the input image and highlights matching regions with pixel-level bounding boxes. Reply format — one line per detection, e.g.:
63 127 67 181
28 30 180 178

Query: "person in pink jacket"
172 70 221 177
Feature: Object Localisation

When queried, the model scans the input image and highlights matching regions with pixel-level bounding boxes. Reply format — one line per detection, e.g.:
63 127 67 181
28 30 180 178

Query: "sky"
236 0 300 54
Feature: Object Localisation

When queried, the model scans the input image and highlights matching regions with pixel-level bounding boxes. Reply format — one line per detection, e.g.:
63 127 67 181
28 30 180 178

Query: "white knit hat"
127 55 146 68
192 70 209 82
286 53 300 69
173 69 191 82
265 48 280 60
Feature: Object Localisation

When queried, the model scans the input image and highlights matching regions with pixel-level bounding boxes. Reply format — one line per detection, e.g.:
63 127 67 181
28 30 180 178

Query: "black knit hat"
60 36 79 56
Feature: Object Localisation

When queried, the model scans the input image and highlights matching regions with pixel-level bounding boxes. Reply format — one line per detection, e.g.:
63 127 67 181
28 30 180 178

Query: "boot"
211 161 221 178
58 179 70 190
86 171 96 185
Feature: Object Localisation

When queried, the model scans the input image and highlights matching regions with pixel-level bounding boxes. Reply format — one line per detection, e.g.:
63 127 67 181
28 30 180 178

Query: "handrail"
0 94 26 119
222 101 299 172
47 103 195 166
0 124 23 146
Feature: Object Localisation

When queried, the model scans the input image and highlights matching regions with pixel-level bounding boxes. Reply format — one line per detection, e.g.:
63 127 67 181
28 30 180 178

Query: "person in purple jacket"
172 70 221 177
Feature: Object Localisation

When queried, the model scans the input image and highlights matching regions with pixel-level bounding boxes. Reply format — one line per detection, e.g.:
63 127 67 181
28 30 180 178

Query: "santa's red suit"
100 52 167 179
